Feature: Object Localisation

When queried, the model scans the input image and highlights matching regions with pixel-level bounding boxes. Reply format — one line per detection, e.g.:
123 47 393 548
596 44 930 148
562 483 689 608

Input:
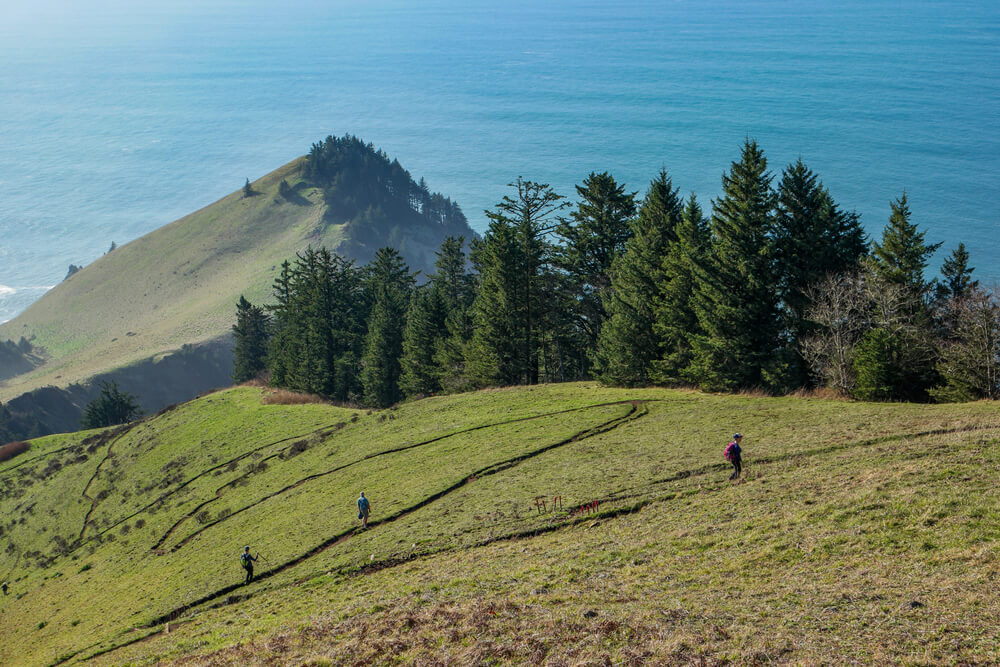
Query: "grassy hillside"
0 384 997 665
0 149 474 404
0 159 320 400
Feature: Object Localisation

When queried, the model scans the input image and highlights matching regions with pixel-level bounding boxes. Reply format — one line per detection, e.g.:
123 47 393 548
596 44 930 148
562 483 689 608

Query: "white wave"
0 285 54 294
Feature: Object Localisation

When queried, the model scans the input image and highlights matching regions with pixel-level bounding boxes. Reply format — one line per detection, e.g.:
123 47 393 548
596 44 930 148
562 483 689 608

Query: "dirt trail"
60 407 999 666
53 401 649 666
77 426 134 542
73 421 348 553
154 400 648 552
144 401 645 624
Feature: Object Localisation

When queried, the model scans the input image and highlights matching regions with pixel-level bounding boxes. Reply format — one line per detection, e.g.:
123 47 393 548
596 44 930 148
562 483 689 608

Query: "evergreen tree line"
305 134 471 248
234 139 998 406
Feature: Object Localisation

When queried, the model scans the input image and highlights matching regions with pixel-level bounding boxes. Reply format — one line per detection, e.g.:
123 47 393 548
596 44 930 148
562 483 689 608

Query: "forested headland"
234 137 995 407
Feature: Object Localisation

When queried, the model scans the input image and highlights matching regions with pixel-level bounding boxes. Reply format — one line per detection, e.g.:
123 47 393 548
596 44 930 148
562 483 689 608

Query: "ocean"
1 0 998 324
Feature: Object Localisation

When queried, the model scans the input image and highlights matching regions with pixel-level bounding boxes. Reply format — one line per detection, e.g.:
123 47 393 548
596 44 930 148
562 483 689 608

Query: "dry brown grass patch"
0 440 30 463
789 386 851 400
261 389 327 405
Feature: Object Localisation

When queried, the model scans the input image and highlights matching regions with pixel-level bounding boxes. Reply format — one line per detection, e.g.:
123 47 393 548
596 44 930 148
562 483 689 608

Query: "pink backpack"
723 442 736 461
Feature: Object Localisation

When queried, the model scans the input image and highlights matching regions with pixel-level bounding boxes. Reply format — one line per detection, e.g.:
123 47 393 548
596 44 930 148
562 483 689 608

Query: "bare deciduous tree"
931 286 1000 401
800 272 868 394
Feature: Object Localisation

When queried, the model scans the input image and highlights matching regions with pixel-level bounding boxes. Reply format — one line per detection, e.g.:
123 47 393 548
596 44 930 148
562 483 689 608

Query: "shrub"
0 440 30 463
852 327 902 401
81 381 141 429
261 389 326 405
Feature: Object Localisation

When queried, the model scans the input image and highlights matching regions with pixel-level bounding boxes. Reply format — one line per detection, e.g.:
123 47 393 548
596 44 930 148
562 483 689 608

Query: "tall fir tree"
361 247 414 407
429 237 477 392
431 236 475 315
266 260 296 388
555 172 637 361
687 139 785 391
594 170 683 386
864 193 942 399
232 296 271 382
652 193 711 384
81 381 142 429
266 249 365 400
467 178 566 386
399 287 444 397
869 192 942 297
773 159 867 384
934 242 979 337
935 242 977 303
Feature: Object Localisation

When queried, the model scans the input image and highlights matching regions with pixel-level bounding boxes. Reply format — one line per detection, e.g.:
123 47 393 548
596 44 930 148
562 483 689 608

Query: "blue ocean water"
1 0 998 323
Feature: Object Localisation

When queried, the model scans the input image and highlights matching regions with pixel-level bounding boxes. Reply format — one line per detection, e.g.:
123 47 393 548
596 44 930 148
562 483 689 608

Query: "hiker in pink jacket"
724 433 743 480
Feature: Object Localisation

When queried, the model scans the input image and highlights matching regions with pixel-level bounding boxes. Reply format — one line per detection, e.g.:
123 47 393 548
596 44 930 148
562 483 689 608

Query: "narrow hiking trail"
73 421 350 554
77 426 134 542
156 401 644 616
50 400 649 666
152 399 651 553
50 405 1000 666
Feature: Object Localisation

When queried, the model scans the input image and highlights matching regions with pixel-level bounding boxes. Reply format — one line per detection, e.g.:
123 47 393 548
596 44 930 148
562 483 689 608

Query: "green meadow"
0 384 997 665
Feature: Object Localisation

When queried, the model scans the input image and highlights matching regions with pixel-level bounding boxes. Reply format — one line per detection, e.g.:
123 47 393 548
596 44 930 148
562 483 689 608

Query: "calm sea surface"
1 0 998 323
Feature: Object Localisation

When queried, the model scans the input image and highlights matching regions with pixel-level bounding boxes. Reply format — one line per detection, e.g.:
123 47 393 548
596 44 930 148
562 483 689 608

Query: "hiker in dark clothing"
1 582 7 596
357 492 371 529
240 545 258 585
725 433 743 480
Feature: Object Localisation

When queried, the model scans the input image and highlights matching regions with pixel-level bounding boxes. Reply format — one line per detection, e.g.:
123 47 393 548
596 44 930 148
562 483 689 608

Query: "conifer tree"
652 193 711 384
774 159 867 341
266 261 296 388
430 237 476 392
594 170 682 386
864 194 942 398
361 247 414 407
852 327 902 401
232 296 271 382
467 179 566 386
773 159 867 385
266 250 365 400
399 287 443 397
81 382 141 429
935 242 977 303
687 139 785 391
934 242 979 337
431 236 475 314
870 192 942 297
556 172 636 354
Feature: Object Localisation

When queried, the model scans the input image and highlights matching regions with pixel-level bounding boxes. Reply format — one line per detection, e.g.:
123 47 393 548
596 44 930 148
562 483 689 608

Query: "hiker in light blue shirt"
240 545 258 585
357 492 371 529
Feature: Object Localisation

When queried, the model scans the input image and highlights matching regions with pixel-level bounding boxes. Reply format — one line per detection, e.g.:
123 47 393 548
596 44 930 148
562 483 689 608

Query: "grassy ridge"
0 159 329 400
0 384 997 665
0 149 475 405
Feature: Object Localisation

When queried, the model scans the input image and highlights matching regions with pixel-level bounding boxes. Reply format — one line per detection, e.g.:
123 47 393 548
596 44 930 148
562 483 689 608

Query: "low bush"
0 441 30 463
261 389 326 405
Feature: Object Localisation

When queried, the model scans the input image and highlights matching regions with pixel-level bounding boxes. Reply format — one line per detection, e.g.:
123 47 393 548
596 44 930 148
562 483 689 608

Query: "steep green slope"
0 384 997 665
0 145 475 405
0 160 320 400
